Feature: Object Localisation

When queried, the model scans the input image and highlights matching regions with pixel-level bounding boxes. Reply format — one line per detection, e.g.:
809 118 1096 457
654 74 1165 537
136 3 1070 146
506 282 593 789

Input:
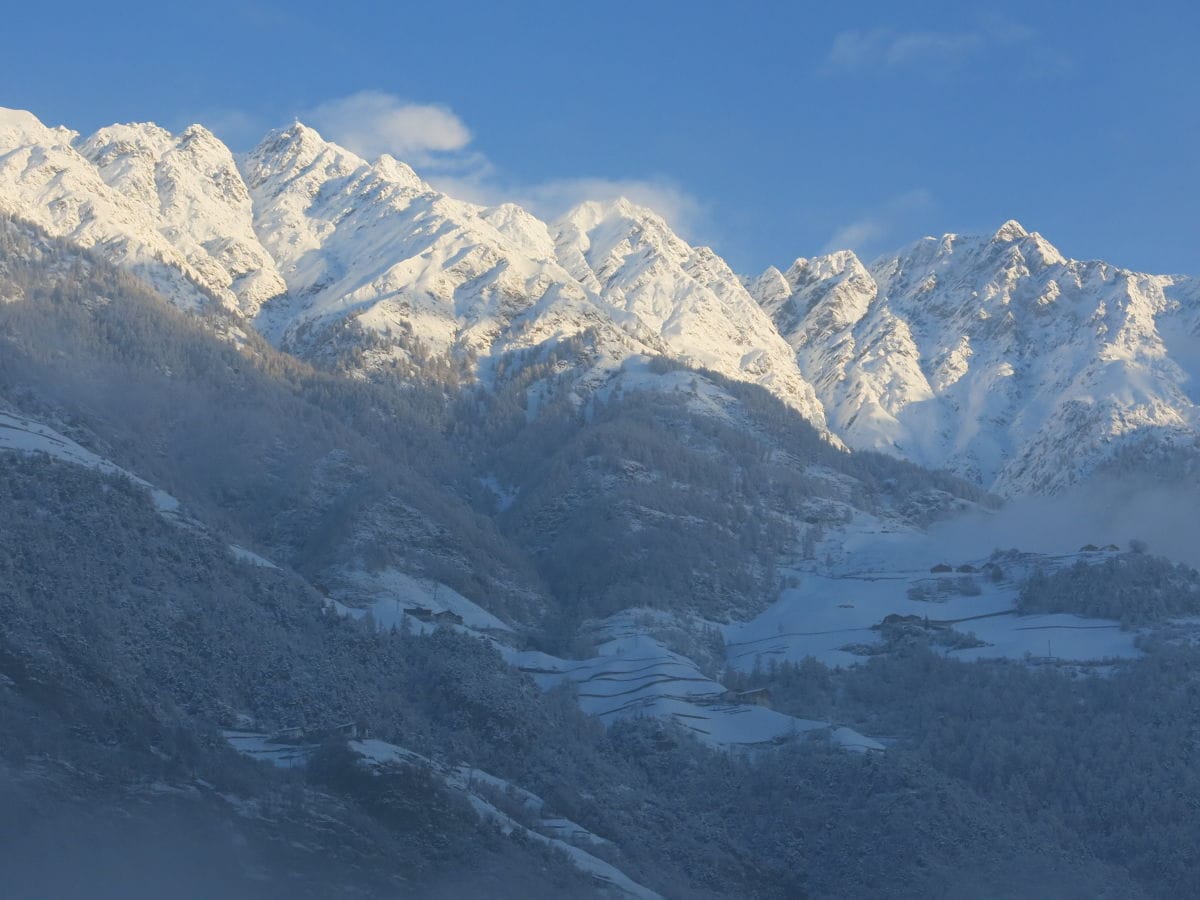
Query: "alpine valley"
2 107 1199 899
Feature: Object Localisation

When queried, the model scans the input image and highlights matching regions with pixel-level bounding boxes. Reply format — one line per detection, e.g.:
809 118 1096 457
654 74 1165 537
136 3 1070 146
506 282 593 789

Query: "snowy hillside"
79 121 287 315
0 411 180 515
241 124 829 421
504 610 883 751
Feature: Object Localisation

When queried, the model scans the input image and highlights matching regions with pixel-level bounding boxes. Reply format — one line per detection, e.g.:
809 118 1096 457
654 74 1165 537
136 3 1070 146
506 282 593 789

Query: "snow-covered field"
228 544 278 568
318 507 1147 751
221 730 314 769
504 611 883 751
724 567 1138 671
727 510 1143 673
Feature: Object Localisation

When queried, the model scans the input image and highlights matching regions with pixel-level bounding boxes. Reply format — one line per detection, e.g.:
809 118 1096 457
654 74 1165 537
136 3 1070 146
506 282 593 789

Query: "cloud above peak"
289 90 710 241
304 91 471 162
190 91 710 247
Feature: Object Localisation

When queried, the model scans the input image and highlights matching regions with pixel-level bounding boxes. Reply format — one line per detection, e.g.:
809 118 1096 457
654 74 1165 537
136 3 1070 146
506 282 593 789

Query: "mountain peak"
252 121 356 164
0 107 76 147
788 249 866 284
559 196 674 235
992 219 1029 242
744 266 793 312
985 219 1067 266
78 122 176 161
555 197 691 292
178 123 224 148
242 121 366 192
609 195 654 218
281 120 325 143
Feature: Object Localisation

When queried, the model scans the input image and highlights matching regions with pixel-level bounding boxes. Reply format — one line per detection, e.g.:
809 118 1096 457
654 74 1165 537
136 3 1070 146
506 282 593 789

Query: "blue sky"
4 1 1197 274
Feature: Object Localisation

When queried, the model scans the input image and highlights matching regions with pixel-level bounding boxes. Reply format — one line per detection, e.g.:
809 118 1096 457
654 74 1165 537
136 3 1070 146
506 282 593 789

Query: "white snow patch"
328 567 511 633
221 730 314 769
228 544 278 568
479 474 518 512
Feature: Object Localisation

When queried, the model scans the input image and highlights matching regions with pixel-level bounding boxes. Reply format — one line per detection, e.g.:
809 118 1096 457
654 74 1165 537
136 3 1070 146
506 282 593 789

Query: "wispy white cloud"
827 28 982 72
824 19 1071 78
303 91 472 163
822 189 936 257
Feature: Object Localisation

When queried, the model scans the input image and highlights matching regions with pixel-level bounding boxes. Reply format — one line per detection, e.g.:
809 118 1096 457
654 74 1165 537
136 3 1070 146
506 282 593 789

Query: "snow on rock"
0 107 273 312
236 125 831 431
555 199 830 430
240 122 612 373
4 104 1197 496
752 223 1200 495
78 121 286 315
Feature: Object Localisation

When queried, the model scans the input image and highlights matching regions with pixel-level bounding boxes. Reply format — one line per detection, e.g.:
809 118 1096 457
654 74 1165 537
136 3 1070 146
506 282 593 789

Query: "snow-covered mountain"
750 222 1200 494
239 123 827 423
241 124 610 368
79 121 287 315
0 108 279 313
553 199 826 425
3 105 1198 494
0 107 829 424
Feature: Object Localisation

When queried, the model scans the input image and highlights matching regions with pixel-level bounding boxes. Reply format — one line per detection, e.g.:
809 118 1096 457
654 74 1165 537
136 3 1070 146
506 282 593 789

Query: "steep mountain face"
554 200 828 428
240 125 827 422
78 122 287 316
241 124 620 378
751 222 1200 494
